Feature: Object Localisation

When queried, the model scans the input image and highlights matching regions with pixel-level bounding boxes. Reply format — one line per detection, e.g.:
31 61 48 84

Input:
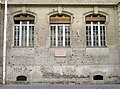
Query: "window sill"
49 46 71 48
12 46 34 48
86 46 107 48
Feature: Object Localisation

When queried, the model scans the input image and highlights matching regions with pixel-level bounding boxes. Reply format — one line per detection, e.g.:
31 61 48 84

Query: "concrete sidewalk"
0 84 120 89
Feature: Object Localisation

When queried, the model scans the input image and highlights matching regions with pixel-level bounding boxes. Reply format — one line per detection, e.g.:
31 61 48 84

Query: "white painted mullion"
49 25 51 47
91 22 93 46
63 24 65 46
95 26 97 46
67 25 69 46
53 26 55 46
56 24 58 47
29 26 32 46
19 21 22 46
104 25 107 46
88 26 90 46
31 26 34 46
98 21 101 46
15 26 18 46
23 25 26 46
27 21 29 46
104 25 106 46
101 25 103 46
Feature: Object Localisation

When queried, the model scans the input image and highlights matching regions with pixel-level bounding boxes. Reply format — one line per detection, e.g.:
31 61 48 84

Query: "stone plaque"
55 49 66 58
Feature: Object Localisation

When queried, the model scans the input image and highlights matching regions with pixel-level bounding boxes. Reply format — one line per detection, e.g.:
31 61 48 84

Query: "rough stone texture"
6 65 120 84
118 3 120 46
118 3 120 74
0 0 120 84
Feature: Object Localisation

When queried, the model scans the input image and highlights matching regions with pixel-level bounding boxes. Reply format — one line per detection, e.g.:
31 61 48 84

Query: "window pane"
58 26 63 46
86 21 91 24
50 26 56 46
14 20 20 24
22 21 27 24
29 20 34 24
86 26 92 46
65 25 70 46
100 21 105 24
93 21 98 24
14 26 20 46
29 26 34 46
21 26 27 46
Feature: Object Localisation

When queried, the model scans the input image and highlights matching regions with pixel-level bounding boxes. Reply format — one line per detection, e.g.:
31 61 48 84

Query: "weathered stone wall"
118 3 120 45
6 65 120 84
118 3 120 72
4 4 120 84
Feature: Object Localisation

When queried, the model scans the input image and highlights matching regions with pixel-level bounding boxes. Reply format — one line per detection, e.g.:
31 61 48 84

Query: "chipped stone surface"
0 0 119 84
6 65 120 84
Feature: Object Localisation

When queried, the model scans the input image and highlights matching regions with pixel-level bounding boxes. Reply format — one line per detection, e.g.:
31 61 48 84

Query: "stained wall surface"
0 0 120 84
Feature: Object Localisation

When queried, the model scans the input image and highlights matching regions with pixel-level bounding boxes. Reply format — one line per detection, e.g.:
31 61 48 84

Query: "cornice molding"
1 0 120 5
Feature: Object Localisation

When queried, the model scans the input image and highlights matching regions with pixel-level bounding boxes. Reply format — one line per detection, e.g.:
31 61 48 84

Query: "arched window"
93 75 103 80
14 14 35 47
16 75 27 81
86 14 106 47
50 14 71 47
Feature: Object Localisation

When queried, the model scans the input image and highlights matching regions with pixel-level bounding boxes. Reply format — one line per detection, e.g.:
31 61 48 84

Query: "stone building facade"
0 0 120 84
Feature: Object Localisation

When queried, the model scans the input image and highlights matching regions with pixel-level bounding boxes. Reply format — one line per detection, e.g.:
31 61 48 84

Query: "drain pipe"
3 0 8 85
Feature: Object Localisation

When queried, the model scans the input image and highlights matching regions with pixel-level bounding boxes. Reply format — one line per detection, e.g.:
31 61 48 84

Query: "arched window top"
50 14 70 17
50 14 71 24
86 14 105 17
86 14 106 22
14 14 34 17
14 14 35 21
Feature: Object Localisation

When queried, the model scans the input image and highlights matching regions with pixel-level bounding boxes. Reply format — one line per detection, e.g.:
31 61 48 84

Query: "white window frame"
86 21 106 47
14 21 34 47
50 24 70 47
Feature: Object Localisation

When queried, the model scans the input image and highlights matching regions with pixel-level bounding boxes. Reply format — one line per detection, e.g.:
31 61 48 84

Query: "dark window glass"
93 75 103 80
